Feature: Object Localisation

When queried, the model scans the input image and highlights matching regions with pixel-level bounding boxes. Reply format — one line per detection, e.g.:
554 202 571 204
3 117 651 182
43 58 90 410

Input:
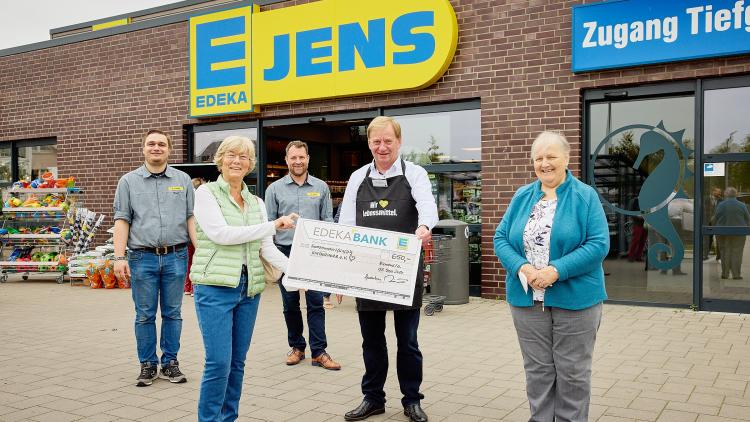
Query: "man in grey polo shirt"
113 129 196 387
265 140 341 370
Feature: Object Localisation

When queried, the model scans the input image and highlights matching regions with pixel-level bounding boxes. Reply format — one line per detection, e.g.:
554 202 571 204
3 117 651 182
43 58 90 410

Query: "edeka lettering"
189 0 458 114
312 226 352 241
251 0 458 105
195 91 248 108
263 11 435 81
189 6 255 117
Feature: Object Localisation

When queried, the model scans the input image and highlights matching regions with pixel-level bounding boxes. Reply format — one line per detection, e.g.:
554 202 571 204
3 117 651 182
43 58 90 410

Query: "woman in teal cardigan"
493 131 609 422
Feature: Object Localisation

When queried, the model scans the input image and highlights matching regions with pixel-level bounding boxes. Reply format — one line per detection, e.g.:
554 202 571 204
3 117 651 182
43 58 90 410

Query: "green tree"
427 136 442 163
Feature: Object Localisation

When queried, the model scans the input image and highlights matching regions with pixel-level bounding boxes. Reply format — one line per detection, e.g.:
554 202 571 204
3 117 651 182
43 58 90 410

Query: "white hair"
531 131 570 160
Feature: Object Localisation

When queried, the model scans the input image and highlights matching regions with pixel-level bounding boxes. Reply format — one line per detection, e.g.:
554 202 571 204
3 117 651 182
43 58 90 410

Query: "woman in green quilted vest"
191 135 298 422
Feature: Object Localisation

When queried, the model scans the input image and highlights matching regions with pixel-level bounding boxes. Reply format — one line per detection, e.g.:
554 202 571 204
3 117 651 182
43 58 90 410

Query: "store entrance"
262 116 374 214
586 85 696 306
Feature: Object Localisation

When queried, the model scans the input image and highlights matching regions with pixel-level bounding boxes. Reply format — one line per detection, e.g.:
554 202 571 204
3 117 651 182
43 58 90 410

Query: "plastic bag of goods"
99 260 117 289
86 263 102 288
115 264 130 289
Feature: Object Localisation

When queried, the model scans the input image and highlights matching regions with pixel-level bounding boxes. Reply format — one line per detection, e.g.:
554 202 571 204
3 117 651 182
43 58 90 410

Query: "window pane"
0 145 10 184
397 109 481 164
17 144 58 181
703 234 750 301
589 97 694 154
704 86 750 154
193 128 258 164
703 162 750 227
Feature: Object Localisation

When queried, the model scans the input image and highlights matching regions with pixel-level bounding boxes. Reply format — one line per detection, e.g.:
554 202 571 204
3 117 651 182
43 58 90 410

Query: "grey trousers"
510 302 602 422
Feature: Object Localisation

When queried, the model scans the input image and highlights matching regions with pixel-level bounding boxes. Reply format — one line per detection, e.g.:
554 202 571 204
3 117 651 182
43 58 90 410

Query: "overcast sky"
0 0 178 51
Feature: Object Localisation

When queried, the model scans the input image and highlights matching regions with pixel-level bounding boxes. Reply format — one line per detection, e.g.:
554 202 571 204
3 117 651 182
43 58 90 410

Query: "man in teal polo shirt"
265 140 341 370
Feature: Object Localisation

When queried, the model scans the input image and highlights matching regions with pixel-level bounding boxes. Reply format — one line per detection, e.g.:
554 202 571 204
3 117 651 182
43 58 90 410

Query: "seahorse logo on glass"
589 122 692 271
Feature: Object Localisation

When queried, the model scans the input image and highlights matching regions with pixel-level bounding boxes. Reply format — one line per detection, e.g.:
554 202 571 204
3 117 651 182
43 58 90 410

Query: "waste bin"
428 219 469 305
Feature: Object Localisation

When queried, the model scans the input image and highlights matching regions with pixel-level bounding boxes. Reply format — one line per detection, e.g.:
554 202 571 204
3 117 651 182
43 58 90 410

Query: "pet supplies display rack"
0 187 82 283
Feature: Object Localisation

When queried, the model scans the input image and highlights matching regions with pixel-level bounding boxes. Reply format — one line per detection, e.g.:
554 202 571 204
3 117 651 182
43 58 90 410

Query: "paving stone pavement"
1 278 749 422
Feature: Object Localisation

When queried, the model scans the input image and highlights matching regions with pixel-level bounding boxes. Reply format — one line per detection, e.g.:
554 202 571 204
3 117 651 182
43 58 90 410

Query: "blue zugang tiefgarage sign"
572 0 750 72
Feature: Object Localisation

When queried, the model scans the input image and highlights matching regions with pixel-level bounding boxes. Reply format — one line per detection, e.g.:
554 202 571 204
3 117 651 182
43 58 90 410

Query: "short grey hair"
214 136 257 174
531 131 570 160
725 186 738 198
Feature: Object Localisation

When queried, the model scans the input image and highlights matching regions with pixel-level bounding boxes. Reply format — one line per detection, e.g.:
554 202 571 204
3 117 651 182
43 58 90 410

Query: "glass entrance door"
586 86 695 305
701 76 750 313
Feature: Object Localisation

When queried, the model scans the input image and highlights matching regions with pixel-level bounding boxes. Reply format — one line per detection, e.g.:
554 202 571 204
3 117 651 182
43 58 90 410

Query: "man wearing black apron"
339 116 437 422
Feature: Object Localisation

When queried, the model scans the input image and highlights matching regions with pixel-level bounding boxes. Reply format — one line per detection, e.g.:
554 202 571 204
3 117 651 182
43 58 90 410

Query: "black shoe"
404 403 428 422
344 400 385 421
733 276 743 280
136 363 157 387
159 360 187 383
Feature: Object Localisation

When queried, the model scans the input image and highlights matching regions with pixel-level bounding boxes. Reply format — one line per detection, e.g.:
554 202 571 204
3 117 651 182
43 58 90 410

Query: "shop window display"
392 107 482 294
0 139 57 187
17 144 58 181
0 145 10 185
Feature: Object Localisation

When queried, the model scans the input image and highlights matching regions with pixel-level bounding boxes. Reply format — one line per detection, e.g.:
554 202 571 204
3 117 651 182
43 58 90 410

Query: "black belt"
134 243 188 255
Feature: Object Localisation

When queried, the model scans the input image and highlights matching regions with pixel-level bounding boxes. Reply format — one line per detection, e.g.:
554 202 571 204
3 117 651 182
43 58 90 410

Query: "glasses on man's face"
226 153 251 163
369 138 396 148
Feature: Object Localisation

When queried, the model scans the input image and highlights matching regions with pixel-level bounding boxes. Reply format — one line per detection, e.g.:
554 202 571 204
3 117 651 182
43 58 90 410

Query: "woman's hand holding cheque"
274 213 299 230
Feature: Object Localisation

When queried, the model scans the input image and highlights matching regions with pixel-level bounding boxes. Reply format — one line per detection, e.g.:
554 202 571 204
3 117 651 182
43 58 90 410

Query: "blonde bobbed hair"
214 136 256 174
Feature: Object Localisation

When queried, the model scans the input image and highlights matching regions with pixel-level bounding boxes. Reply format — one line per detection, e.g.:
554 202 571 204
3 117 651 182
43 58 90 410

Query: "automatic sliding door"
587 94 695 305
701 78 750 312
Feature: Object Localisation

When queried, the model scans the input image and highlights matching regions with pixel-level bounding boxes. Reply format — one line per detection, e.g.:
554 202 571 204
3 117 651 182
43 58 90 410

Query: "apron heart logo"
378 200 389 208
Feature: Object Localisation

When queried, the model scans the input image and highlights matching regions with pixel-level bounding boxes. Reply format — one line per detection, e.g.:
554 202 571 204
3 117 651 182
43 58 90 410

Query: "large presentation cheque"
284 218 422 306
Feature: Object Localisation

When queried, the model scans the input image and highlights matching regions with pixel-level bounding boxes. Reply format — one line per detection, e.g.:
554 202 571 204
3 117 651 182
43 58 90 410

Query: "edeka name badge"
168 186 184 191
306 192 321 197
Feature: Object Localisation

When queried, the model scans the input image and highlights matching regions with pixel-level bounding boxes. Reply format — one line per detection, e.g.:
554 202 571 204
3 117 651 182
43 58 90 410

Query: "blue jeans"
129 248 188 367
194 269 260 422
276 244 327 357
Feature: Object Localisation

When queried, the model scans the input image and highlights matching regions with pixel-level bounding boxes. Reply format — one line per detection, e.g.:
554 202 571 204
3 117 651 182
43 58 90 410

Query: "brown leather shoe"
311 352 341 370
286 348 305 365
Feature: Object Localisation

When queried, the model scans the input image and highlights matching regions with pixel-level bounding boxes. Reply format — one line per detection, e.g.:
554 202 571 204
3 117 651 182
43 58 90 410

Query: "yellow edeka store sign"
189 0 458 118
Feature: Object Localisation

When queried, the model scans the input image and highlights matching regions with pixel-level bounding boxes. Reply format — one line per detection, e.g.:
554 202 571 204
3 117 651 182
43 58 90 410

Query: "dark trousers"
718 235 746 278
704 234 720 259
276 244 327 358
358 309 424 407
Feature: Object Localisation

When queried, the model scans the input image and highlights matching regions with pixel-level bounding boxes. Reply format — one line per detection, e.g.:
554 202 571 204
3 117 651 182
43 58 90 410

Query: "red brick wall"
2 0 750 297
